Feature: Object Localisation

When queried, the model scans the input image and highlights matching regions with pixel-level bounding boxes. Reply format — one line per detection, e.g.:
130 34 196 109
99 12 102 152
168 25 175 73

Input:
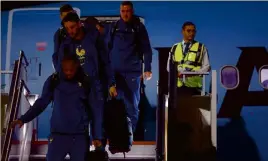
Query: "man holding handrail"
11 54 105 161
167 21 212 160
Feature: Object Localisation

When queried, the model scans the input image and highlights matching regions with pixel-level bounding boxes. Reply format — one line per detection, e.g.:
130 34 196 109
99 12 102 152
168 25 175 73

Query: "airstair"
1 51 217 161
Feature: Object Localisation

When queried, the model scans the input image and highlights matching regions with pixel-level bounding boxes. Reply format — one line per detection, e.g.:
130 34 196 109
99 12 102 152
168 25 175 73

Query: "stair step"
9 159 154 161
9 154 155 161
9 144 155 160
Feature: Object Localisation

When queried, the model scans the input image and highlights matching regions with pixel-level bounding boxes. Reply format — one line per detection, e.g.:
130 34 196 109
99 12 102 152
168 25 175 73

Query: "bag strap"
79 74 92 118
48 72 60 108
131 18 143 62
108 20 120 51
58 27 67 47
81 74 91 97
49 72 60 92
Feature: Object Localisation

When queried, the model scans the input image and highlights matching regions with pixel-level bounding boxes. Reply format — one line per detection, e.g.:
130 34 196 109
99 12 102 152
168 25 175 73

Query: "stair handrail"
1 51 29 161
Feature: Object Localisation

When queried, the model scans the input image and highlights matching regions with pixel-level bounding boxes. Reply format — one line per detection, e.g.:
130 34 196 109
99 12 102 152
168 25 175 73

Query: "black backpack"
108 17 144 62
104 98 133 157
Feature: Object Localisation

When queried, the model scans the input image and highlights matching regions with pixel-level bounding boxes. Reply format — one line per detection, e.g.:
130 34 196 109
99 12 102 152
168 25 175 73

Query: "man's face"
64 21 81 38
182 25 196 42
62 60 78 80
120 5 133 22
60 11 72 20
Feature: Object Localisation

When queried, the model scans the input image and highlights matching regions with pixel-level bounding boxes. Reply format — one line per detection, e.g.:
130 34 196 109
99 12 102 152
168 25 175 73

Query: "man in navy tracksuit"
108 1 152 135
84 17 111 96
52 4 96 71
54 12 116 94
11 54 103 161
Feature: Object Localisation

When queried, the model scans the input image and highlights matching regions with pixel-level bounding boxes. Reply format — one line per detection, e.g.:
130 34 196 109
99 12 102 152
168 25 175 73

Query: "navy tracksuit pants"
115 73 141 133
46 133 89 161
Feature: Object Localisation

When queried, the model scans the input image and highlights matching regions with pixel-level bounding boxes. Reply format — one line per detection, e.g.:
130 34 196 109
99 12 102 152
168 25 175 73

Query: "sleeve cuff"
18 115 27 124
108 77 116 87
144 64 152 72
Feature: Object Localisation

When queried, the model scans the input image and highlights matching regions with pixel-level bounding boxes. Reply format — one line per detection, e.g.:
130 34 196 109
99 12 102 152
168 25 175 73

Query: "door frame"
80 15 145 24
4 7 81 92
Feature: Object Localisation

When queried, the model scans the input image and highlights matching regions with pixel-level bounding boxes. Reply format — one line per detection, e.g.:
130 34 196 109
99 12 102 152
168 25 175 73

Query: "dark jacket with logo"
53 25 115 87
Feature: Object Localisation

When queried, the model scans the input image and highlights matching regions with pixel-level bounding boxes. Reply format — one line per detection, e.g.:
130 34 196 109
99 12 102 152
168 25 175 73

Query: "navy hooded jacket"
19 69 104 139
53 22 95 58
52 25 114 86
107 18 153 75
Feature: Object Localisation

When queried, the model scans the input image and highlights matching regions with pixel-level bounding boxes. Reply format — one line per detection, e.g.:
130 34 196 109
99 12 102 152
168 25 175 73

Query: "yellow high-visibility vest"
171 41 204 88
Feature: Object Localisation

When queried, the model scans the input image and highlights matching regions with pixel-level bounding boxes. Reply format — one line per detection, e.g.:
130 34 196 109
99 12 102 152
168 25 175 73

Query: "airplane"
1 1 268 161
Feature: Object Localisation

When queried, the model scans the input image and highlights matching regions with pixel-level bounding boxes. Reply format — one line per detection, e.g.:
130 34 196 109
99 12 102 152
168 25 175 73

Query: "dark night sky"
1 1 62 11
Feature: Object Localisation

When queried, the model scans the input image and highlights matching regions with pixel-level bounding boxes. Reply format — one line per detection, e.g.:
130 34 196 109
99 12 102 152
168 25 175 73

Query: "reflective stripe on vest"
172 41 204 88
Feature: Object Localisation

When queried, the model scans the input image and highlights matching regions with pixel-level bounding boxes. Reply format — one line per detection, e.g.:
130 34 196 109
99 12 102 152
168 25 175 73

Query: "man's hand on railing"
10 119 24 129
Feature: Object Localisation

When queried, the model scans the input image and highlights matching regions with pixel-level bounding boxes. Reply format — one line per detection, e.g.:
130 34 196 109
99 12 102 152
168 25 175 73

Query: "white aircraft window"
259 65 268 89
220 65 239 90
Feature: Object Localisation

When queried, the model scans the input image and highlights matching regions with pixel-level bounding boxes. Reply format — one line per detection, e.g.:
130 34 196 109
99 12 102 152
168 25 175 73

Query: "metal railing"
1 51 30 161
158 58 217 161
163 71 217 161
18 80 33 161
181 71 210 96
180 71 217 148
